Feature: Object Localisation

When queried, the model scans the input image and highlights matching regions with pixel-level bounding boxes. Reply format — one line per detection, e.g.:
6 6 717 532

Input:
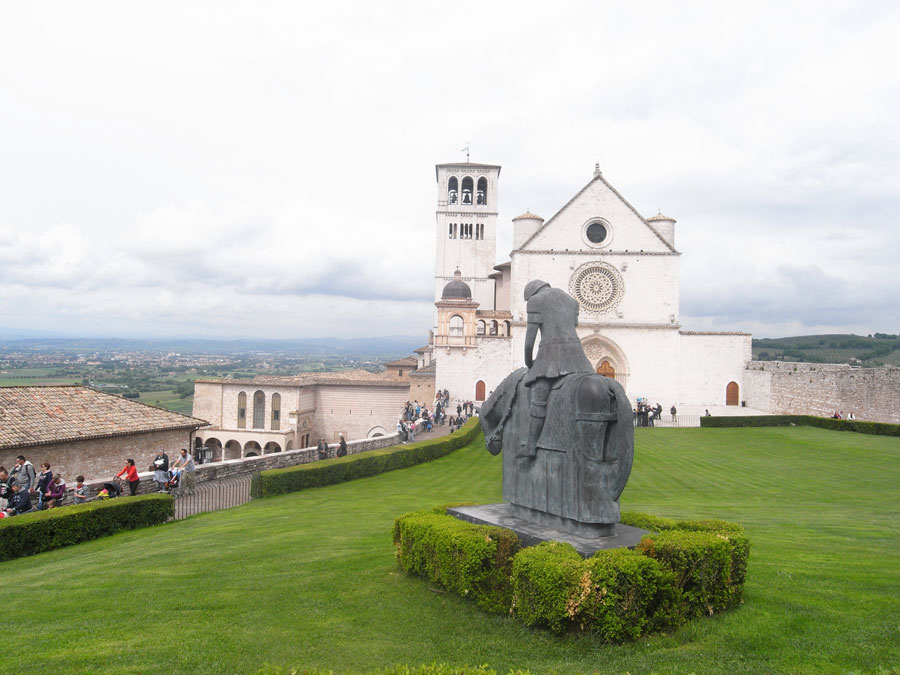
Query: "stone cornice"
512 249 680 257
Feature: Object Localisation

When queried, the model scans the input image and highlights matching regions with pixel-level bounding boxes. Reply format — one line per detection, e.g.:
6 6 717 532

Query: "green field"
0 367 81 386
136 389 195 416
3 427 899 673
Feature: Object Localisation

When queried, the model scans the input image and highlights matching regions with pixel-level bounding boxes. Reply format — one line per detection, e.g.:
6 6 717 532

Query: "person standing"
317 438 329 460
670 405 677 423
337 435 347 457
116 459 141 496
152 450 170 492
171 448 196 496
10 455 36 493
0 467 12 510
35 463 53 508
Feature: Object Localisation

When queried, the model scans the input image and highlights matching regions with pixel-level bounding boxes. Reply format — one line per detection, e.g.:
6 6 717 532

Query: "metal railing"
634 415 701 428
172 474 253 520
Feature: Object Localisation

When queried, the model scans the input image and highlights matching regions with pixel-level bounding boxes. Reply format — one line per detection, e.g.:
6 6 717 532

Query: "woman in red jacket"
116 459 140 496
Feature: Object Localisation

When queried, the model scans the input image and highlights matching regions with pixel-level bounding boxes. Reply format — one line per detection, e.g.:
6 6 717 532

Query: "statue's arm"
524 320 538 368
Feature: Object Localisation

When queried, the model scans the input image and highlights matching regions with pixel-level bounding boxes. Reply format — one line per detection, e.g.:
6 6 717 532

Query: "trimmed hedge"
252 418 482 498
700 414 900 436
0 494 174 562
395 509 749 640
393 509 520 612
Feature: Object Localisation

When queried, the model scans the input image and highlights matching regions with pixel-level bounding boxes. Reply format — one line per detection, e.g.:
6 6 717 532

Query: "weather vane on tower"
462 142 470 162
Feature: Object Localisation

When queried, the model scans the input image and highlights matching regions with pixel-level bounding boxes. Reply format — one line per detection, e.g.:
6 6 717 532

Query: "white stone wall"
314 384 410 441
678 332 753 406
435 337 514 403
192 382 223 427
217 384 302 432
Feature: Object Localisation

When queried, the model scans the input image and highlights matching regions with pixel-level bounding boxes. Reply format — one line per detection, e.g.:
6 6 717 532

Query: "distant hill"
752 334 900 367
0 336 424 358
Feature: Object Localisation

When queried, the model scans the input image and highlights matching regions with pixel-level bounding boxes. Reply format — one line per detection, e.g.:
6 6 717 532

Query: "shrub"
393 510 519 613
396 509 749 639
700 414 900 436
252 418 482 498
0 494 174 562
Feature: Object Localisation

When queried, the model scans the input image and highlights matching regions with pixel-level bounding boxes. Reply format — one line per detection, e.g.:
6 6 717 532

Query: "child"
73 476 88 504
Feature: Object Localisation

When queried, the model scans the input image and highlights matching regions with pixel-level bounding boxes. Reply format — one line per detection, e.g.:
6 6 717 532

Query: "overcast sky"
2 1 898 340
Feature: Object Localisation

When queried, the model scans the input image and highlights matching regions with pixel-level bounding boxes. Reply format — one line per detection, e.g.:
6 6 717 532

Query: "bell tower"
434 161 501 317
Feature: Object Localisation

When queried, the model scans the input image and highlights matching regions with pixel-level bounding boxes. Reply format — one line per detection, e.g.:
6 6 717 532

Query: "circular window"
569 262 624 314
583 219 612 248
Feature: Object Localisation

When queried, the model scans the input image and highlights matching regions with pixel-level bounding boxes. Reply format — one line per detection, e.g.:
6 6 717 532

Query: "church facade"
425 161 751 409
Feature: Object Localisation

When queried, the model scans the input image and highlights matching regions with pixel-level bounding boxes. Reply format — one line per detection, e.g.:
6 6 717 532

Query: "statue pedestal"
447 503 648 558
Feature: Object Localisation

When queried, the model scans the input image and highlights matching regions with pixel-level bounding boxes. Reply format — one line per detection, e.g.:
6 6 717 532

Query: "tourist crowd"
0 448 198 518
397 390 478 442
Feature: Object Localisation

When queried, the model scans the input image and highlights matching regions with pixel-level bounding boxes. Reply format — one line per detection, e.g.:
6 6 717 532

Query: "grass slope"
3 427 899 674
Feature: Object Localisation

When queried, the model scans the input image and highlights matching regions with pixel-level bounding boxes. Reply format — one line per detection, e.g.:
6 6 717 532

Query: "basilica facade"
422 161 751 409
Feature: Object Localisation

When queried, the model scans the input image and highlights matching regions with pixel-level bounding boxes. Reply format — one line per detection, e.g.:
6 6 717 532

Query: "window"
449 315 464 336
237 392 247 429
448 222 457 239
583 219 612 248
271 393 281 431
476 319 486 335
448 177 458 205
253 390 265 429
476 177 487 205
461 177 473 205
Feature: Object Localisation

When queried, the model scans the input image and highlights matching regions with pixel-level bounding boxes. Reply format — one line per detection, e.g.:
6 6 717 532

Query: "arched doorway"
244 440 261 457
597 360 615 378
204 437 223 462
264 441 282 454
475 380 486 401
726 381 739 406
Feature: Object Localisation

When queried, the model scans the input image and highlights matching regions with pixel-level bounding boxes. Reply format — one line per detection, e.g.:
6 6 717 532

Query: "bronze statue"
481 280 634 538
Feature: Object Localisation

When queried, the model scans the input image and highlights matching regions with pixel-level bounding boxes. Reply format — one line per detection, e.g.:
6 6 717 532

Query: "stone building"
422 160 752 408
0 385 207 482
191 370 410 460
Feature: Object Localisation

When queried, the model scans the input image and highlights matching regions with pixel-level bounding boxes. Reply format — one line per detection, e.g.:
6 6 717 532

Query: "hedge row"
251 418 482 498
0 494 174 562
392 507 519 613
393 509 749 641
700 414 900 436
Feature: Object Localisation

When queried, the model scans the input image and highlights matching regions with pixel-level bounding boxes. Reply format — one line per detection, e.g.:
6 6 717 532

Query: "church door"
475 380 486 401
597 360 615 378
726 381 739 406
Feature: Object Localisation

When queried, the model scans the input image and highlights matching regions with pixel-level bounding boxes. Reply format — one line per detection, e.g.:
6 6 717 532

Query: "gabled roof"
0 385 207 450
384 356 417 368
517 172 678 254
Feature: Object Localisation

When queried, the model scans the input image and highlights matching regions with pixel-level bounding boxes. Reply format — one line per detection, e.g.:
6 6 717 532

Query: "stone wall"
68 431 402 501
315 385 410 441
0 428 198 485
743 361 900 423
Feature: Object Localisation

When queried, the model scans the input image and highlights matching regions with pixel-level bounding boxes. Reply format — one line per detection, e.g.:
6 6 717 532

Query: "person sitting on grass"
3 483 34 516
116 459 141 496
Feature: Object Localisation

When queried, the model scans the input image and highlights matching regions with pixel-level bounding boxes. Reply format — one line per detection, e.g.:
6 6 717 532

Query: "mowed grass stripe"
1 427 898 673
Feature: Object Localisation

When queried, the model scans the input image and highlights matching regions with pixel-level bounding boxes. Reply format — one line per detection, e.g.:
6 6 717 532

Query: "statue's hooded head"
524 279 550 301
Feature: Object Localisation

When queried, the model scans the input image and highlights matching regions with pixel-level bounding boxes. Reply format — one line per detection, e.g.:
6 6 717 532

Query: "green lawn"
3 427 899 674
137 389 195 416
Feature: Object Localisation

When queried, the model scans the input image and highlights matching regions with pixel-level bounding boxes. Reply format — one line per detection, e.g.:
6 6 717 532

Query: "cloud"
1 1 900 338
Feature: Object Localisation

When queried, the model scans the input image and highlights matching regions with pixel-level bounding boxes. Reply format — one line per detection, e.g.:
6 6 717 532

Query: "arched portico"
204 437 223 462
264 441 282 454
244 440 261 457
224 440 242 460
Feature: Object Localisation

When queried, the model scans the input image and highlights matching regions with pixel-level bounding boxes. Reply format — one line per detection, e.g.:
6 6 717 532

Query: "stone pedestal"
447 503 648 558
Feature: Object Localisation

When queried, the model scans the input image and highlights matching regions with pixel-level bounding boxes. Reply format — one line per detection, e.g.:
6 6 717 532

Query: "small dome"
512 211 543 222
648 211 676 222
442 270 472 300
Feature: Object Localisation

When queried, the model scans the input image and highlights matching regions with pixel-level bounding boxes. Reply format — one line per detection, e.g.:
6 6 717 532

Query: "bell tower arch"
434 161 501 323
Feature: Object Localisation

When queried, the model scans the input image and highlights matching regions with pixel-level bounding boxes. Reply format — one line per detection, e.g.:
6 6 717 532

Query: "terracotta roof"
0 386 207 450
512 211 544 221
384 356 417 367
413 345 431 353
647 212 676 222
411 361 436 376
194 369 407 388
